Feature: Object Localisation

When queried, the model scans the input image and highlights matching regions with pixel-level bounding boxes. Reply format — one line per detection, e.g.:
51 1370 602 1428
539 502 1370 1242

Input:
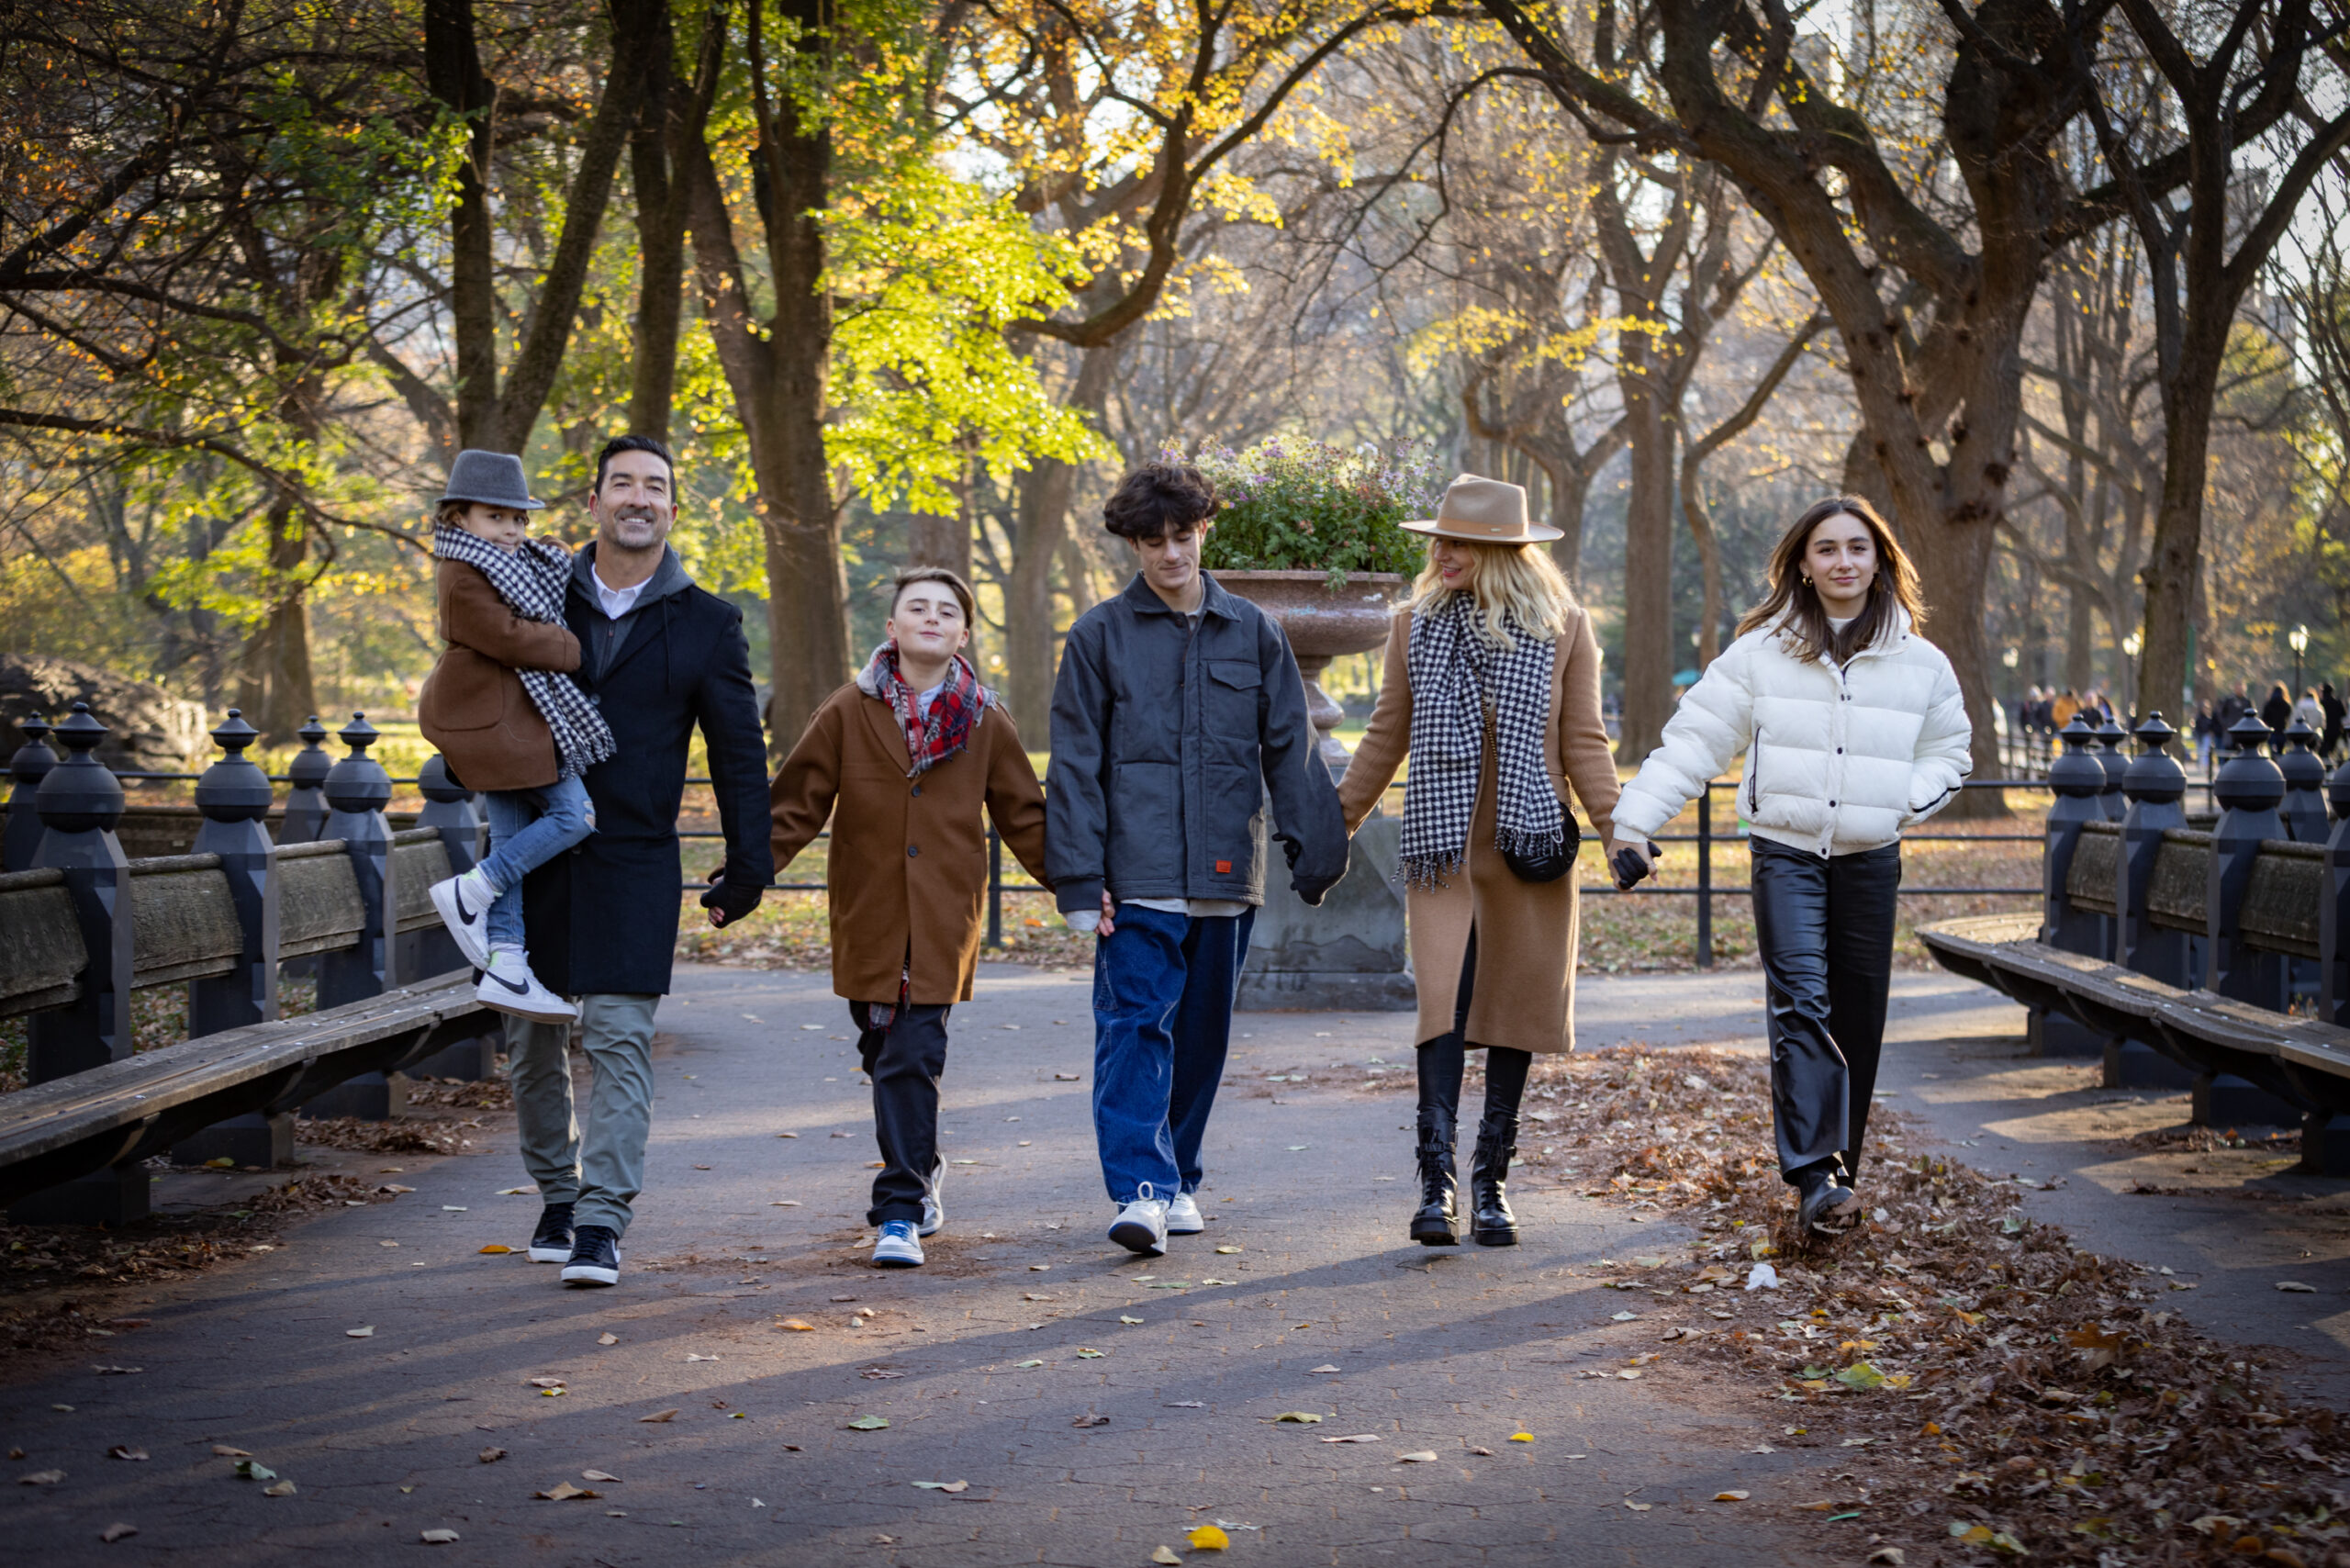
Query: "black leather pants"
1749 837 1901 1183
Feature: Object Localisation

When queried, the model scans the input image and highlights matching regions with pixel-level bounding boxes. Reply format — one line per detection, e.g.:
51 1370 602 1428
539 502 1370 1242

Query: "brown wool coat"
1337 604 1621 1055
769 682 1051 1006
418 559 582 794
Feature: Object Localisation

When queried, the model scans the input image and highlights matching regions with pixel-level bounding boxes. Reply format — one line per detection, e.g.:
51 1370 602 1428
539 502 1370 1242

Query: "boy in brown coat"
419 450 611 1025
768 566 1050 1268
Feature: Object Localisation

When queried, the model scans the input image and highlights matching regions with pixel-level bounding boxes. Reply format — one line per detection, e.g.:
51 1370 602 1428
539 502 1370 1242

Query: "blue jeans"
1091 903 1256 1206
478 775 594 952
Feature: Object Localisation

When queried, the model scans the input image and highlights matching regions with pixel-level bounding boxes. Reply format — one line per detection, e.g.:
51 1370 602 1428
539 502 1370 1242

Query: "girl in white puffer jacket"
1610 497 1972 1236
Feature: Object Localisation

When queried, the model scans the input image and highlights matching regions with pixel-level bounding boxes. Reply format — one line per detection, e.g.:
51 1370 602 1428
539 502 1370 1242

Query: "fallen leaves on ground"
1271 1412 1321 1424
1150 1548 1182 1566
534 1482 599 1501
1319 1433 1380 1444
597 1332 618 1345
420 1529 458 1545
580 1470 620 1483
477 1448 506 1464
637 1410 677 1424
1539 1044 2350 1565
477 1244 511 1255
1187 1524 1230 1550
99 1523 136 1543
846 1416 888 1430
18 1469 62 1484
912 1479 968 1492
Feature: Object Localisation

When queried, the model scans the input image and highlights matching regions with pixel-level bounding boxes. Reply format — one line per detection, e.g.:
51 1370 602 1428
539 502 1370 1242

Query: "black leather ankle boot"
1409 1105 1460 1246
1470 1109 1519 1246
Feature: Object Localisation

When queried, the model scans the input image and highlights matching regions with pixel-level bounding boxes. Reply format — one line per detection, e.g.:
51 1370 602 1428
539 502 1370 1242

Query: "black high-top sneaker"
562 1224 621 1286
527 1201 575 1263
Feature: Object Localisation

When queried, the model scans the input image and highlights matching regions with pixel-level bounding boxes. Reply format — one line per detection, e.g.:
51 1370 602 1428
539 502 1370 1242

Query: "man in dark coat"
513 435 772 1287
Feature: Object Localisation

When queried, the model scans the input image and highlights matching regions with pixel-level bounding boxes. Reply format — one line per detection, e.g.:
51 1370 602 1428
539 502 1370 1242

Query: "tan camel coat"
418 560 581 793
768 682 1050 1006
1337 604 1621 1054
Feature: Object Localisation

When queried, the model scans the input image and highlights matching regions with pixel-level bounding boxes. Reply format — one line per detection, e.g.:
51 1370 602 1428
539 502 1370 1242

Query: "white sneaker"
919 1159 945 1238
429 868 498 969
872 1220 924 1269
1165 1192 1204 1235
1108 1193 1169 1256
476 951 576 1024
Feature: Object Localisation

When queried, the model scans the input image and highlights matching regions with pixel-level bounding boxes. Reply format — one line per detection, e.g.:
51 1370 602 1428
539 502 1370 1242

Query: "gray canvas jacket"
1046 571 1348 914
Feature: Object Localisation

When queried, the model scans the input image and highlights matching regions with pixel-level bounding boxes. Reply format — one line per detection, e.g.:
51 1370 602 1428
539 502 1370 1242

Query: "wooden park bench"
1917 712 2350 1173
0 706 497 1224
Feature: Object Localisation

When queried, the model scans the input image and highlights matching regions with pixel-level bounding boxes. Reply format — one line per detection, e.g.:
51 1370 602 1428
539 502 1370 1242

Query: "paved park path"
7 961 2346 1564
4 962 1859 1567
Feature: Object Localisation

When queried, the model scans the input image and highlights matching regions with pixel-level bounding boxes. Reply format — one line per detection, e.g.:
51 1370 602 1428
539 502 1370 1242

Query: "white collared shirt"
592 566 648 621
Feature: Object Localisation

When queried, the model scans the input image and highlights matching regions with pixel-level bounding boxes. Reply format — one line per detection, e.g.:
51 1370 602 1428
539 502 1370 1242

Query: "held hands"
1096 889 1116 936
1608 838 1661 891
701 863 763 928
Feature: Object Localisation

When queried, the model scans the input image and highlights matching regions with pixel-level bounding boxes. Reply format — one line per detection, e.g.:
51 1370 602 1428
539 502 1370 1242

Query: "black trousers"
850 1002 951 1226
1749 837 1901 1182
1416 925 1533 1116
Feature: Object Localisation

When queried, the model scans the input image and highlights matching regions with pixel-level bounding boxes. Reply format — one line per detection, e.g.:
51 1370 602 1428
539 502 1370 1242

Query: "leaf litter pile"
1532 1044 2350 1565
2 1172 386 1358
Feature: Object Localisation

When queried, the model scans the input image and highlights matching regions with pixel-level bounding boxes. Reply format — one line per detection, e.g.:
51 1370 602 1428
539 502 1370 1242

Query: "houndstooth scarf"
431 524 615 778
1397 593 1563 889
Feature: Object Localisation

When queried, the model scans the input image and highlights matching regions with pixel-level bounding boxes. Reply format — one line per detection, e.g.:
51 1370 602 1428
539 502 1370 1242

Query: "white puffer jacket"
1613 609 1972 857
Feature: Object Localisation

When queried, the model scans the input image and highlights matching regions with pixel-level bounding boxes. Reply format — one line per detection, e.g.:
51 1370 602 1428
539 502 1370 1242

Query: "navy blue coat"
520 544 773 996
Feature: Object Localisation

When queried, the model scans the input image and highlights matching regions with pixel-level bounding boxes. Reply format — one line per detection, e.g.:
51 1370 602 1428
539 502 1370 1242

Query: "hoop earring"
1801 577 1813 587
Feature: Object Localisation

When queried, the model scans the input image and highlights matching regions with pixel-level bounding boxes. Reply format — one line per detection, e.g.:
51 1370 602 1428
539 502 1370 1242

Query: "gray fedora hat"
438 449 544 511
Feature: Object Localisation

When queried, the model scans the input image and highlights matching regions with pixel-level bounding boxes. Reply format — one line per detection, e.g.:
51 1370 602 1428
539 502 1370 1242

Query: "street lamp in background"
2121 630 2143 718
2291 623 2310 696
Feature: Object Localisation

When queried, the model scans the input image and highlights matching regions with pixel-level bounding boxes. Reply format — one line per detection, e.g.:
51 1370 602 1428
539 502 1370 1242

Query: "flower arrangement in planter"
1169 436 1441 587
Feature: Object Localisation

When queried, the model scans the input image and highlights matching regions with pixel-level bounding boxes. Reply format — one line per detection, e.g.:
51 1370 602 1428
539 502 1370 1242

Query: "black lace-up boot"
1409 1103 1460 1245
1469 1108 1520 1246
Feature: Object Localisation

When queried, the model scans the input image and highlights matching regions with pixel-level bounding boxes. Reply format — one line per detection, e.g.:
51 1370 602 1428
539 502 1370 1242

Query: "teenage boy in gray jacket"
1047 461 1348 1256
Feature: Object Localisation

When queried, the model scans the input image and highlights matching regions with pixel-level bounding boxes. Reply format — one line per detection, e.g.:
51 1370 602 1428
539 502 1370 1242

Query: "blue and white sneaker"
920 1159 945 1238
872 1220 924 1269
476 948 576 1025
429 868 498 969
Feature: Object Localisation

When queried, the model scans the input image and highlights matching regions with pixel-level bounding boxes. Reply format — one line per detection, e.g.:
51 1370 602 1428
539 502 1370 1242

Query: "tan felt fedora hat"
1399 475 1561 543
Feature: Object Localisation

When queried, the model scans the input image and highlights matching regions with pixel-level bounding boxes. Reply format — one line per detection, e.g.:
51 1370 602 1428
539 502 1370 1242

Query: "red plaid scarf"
859 642 989 778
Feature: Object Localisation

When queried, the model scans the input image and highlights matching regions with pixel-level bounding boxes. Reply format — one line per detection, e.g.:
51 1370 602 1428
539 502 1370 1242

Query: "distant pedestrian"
500 435 773 1289
1337 476 1622 1249
767 567 1050 1270
2217 684 2252 734
1047 462 1348 1258
1613 496 1971 1238
420 450 609 1025
2191 703 2218 777
2322 683 2344 761
2264 683 2293 753
2294 686 2323 734
2052 688 2081 731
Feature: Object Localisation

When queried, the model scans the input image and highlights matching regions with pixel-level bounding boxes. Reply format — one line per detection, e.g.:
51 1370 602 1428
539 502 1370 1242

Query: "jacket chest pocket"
1206 659 1261 741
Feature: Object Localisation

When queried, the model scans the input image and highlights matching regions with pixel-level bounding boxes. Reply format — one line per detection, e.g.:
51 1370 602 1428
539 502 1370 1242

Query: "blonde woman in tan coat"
1339 476 1621 1247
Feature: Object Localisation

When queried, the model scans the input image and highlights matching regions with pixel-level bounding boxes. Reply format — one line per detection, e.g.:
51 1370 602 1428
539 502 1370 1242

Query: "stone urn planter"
1215 569 1414 1012
1212 569 1406 781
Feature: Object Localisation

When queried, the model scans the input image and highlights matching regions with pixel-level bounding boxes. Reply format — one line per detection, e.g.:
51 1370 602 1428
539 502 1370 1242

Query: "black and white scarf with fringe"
1398 593 1562 888
431 524 615 779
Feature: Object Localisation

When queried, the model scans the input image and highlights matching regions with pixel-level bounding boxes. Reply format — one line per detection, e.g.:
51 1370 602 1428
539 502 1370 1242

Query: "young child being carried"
420 450 614 1024
767 566 1051 1268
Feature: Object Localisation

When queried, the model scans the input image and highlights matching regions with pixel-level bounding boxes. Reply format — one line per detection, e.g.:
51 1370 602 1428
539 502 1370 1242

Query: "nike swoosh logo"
484 971 532 996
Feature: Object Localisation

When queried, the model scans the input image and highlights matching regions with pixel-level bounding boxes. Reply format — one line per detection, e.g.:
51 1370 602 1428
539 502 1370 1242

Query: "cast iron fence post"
987 823 1003 950
318 713 397 1008
2281 718 2328 842
2324 756 2350 1027
176 709 292 1169
4 713 56 873
1695 780 1713 968
2208 713 2288 1009
2042 715 2110 957
12 703 143 1225
278 714 331 844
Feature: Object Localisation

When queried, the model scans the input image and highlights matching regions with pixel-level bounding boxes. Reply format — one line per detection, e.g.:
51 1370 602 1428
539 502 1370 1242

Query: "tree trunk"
422 0 498 451
2136 347 2221 722
626 0 688 443
1616 392 1675 763
237 490 316 741
1005 344 1115 727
